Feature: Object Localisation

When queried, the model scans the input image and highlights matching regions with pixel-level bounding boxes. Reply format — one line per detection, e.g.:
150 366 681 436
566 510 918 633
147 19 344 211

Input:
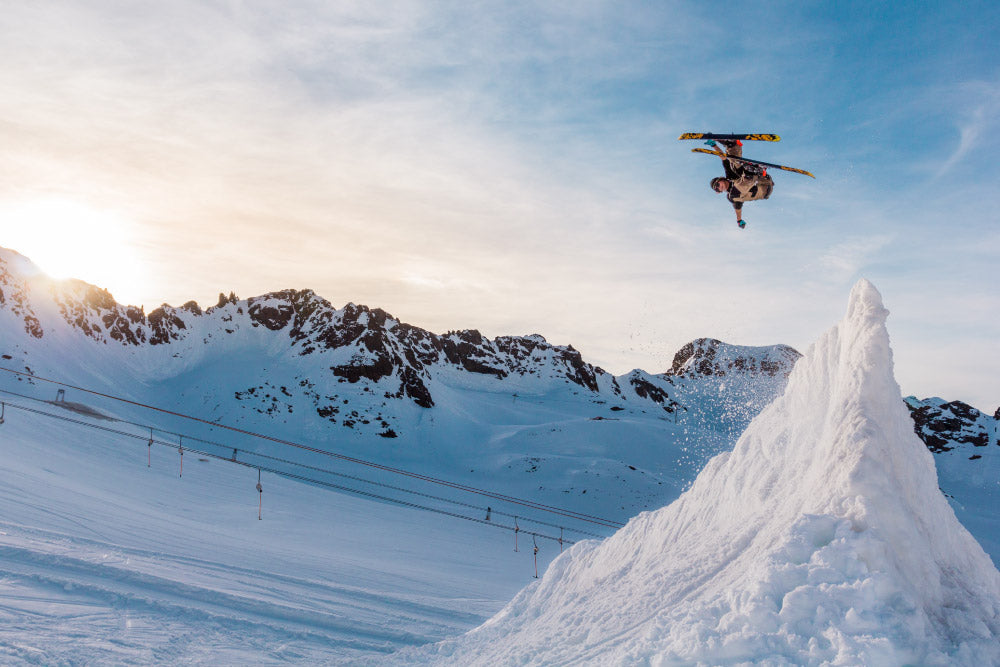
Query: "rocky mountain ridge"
0 247 798 421
0 245 995 464
905 396 999 453
667 336 801 378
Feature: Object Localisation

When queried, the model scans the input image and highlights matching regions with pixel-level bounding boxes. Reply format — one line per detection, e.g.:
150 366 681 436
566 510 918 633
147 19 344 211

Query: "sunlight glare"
2 198 149 307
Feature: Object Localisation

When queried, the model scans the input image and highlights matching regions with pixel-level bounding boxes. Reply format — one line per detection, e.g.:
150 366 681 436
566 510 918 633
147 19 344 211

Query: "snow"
404 279 1000 665
0 247 43 279
1 248 998 664
0 408 545 664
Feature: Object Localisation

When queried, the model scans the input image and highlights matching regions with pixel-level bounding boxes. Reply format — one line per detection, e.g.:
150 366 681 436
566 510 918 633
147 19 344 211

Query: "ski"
691 147 815 178
678 132 780 142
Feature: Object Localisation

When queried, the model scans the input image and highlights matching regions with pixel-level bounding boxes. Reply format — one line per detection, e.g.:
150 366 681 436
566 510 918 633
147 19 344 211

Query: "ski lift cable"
0 398 583 545
0 386 609 539
0 367 624 528
237 447 606 538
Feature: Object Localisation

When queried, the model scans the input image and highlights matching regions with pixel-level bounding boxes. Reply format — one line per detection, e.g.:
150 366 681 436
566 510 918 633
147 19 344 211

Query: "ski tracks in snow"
0 522 483 664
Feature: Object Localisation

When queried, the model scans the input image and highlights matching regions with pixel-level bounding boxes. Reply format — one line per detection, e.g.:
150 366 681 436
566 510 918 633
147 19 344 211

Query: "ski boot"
715 139 742 158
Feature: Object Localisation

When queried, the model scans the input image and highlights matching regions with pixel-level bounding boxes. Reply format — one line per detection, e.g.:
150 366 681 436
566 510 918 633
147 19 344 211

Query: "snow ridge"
410 279 1000 665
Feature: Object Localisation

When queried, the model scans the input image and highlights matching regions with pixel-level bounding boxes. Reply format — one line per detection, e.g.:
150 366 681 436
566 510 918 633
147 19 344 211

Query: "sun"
2 198 150 307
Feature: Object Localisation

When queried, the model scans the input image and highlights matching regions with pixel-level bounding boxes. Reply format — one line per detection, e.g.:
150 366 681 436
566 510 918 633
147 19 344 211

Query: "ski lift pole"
178 437 184 477
256 469 263 520
533 535 539 579
0 401 5 425
514 517 520 552
559 527 564 553
147 428 153 467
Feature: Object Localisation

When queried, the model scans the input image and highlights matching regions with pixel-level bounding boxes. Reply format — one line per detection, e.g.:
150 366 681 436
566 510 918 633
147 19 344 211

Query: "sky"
0 1 998 411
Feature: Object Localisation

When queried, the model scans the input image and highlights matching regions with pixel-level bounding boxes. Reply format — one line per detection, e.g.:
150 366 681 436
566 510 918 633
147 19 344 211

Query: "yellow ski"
678 132 781 142
691 147 814 178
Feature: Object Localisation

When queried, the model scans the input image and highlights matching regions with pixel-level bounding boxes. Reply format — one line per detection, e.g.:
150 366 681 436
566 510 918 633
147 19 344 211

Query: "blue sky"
1 1 997 410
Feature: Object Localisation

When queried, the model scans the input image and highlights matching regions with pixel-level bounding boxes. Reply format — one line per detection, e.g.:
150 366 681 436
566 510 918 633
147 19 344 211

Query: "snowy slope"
0 404 549 664
408 280 1000 665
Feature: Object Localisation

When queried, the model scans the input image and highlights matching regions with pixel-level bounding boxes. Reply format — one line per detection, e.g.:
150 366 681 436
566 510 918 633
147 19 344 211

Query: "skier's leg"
718 139 742 158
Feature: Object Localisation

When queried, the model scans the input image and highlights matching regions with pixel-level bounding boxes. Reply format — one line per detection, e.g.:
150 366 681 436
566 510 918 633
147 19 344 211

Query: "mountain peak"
667 336 800 378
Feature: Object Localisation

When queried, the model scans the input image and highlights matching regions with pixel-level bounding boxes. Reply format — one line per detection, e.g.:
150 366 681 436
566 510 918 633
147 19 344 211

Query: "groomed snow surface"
404 280 1000 666
0 408 552 664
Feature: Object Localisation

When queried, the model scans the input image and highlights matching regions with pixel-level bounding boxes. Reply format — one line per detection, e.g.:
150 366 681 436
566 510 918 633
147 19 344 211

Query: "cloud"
933 80 1000 176
0 2 727 302
1 2 997 409
817 235 895 281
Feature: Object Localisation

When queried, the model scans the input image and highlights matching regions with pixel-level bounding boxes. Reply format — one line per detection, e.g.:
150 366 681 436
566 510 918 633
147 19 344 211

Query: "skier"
709 140 774 229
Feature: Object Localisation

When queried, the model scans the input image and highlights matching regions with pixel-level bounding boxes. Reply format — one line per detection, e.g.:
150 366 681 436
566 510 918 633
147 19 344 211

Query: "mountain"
0 245 799 524
407 279 1000 665
905 396 999 452
905 396 1000 561
0 247 797 415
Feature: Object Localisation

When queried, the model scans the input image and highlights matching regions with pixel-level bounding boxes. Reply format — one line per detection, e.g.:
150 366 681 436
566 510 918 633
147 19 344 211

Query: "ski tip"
783 167 816 178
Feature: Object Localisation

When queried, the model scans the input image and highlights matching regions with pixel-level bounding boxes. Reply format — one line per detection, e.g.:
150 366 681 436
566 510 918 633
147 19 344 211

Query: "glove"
737 219 747 229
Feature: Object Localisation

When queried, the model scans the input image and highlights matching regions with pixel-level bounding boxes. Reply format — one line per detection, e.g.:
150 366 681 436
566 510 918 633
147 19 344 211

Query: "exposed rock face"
625 370 681 413
0 253 44 339
147 305 189 345
52 281 151 345
667 337 801 378
904 397 998 452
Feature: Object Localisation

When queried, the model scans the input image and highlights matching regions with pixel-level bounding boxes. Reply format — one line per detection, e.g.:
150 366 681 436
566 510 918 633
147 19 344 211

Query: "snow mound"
407 279 1000 665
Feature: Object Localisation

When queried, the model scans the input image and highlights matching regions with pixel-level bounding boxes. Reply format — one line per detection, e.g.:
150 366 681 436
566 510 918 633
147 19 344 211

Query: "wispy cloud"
0 2 997 408
817 235 895 281
933 80 1000 176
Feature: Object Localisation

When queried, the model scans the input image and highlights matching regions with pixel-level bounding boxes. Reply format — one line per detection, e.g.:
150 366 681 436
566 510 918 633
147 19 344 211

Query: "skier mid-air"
710 139 773 229
679 133 814 229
